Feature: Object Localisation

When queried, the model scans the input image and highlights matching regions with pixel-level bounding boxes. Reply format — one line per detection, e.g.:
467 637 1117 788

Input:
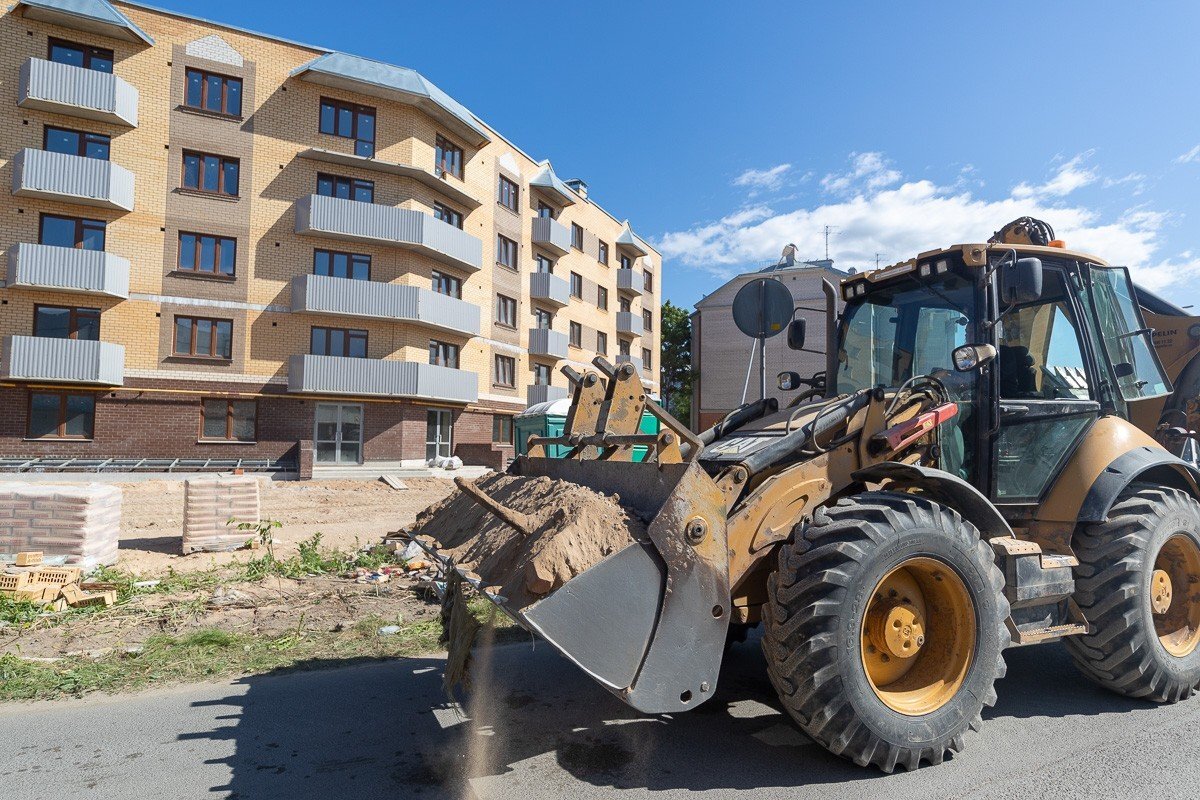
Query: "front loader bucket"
420 456 731 714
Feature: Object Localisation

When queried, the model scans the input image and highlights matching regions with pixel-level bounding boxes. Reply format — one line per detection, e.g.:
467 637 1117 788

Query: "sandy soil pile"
410 474 647 609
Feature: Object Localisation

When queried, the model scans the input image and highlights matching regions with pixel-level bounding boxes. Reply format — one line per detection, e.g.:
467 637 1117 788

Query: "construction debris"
15 551 43 567
380 475 408 490
0 562 115 610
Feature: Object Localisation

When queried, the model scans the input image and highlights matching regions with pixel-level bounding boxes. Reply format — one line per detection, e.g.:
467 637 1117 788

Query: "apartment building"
691 254 843 431
0 0 660 475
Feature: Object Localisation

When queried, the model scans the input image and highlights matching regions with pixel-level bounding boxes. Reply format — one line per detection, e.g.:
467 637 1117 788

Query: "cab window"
996 270 1091 400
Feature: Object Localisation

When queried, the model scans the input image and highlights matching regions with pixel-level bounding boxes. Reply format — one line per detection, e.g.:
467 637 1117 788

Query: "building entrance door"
315 403 363 464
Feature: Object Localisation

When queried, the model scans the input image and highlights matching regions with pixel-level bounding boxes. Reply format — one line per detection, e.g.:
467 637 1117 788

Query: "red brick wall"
0 379 521 469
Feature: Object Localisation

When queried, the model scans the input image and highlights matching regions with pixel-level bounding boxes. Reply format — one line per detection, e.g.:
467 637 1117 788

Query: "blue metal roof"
290 52 491 146
529 161 577 206
17 0 154 45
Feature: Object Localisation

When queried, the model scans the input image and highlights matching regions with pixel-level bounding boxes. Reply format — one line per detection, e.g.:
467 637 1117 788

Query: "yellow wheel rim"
860 557 976 716
1153 534 1200 658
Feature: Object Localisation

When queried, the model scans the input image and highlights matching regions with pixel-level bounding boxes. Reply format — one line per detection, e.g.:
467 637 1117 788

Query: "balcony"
528 328 569 359
298 148 481 208
18 58 139 127
288 355 477 403
7 243 130 299
291 274 479 336
616 311 643 337
295 194 483 271
531 217 571 256
616 269 643 296
615 354 644 374
527 384 568 406
1 335 124 385
12 149 135 212
529 272 569 307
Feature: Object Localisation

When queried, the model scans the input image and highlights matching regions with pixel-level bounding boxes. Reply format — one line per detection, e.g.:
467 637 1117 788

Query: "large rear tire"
762 492 1008 772
1066 484 1200 702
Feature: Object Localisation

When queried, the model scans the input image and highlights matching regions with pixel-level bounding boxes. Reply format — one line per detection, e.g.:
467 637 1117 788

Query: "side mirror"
777 371 803 390
953 343 998 372
787 318 806 351
1001 257 1044 304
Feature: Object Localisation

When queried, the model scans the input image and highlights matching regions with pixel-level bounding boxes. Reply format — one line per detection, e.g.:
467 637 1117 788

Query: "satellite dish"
732 278 793 339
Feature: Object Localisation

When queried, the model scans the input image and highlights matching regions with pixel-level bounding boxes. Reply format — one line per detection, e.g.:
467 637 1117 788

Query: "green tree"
659 301 693 426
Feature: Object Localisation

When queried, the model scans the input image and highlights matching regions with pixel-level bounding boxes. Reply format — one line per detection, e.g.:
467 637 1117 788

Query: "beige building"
0 0 660 475
691 255 843 431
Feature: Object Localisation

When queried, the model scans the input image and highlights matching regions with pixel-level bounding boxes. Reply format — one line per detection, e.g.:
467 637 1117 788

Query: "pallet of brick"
0 483 122 570
182 476 261 553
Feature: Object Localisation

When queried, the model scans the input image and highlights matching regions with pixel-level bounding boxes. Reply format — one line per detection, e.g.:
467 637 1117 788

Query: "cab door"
991 268 1100 504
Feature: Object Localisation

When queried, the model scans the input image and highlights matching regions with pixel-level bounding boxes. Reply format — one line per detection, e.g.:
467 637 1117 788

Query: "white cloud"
1175 144 1200 164
821 152 901 196
732 163 792 192
1011 152 1097 199
656 152 1194 292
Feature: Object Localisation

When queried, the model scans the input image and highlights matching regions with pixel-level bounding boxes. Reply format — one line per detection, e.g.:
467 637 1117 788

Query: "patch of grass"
0 594 45 627
237 533 402 582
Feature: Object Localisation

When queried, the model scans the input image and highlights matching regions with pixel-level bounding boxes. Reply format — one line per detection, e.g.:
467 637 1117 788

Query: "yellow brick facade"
0 1 660 470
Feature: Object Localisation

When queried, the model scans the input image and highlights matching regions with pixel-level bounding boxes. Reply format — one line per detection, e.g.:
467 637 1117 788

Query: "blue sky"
153 0 1200 310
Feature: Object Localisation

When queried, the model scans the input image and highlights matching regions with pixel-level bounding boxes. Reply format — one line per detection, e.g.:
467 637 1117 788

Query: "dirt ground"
116 477 457 576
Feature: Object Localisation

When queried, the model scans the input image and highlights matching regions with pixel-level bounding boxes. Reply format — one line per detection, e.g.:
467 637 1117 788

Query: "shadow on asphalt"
176 630 1156 799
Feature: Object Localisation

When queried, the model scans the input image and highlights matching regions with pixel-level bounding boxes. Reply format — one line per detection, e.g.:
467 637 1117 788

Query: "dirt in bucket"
409 473 648 610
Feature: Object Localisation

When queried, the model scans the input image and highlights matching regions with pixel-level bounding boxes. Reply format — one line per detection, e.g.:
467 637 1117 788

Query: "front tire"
1067 484 1200 702
762 492 1008 772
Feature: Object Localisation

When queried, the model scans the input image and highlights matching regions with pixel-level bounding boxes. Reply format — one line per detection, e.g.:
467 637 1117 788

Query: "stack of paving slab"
0 483 122 569
183 475 261 553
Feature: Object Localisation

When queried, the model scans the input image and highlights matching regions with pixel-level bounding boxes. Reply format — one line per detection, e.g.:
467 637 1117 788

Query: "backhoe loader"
417 220 1200 772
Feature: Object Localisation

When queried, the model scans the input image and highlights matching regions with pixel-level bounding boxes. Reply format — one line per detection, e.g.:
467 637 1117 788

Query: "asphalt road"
3 635 1200 800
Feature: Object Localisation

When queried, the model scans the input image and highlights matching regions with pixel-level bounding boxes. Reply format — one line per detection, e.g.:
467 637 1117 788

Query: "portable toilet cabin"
514 398 660 461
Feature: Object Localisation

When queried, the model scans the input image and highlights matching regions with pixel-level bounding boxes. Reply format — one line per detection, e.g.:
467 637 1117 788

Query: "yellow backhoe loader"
418 219 1200 772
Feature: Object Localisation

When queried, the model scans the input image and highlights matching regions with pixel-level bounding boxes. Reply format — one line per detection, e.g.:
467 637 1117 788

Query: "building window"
435 135 463 179
533 308 553 329
433 202 463 229
642 347 653 369
314 249 370 281
182 151 239 196
34 305 99 340
201 398 256 442
619 339 631 358
571 223 584 250
533 363 552 385
492 414 514 443
570 272 583 298
319 97 375 157
174 316 233 359
311 326 367 358
598 241 608 265
44 126 109 160
39 214 105 250
48 39 112 73
537 201 555 219
498 175 520 212
494 355 515 388
185 69 243 117
569 321 582 348
316 173 373 203
432 270 462 299
620 296 632 313
496 294 517 327
178 232 236 277
496 234 518 270
643 309 653 332
28 391 94 440
597 286 608 311
643 269 654 293
534 254 553 274
429 340 460 369
620 254 632 270
596 331 607 355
